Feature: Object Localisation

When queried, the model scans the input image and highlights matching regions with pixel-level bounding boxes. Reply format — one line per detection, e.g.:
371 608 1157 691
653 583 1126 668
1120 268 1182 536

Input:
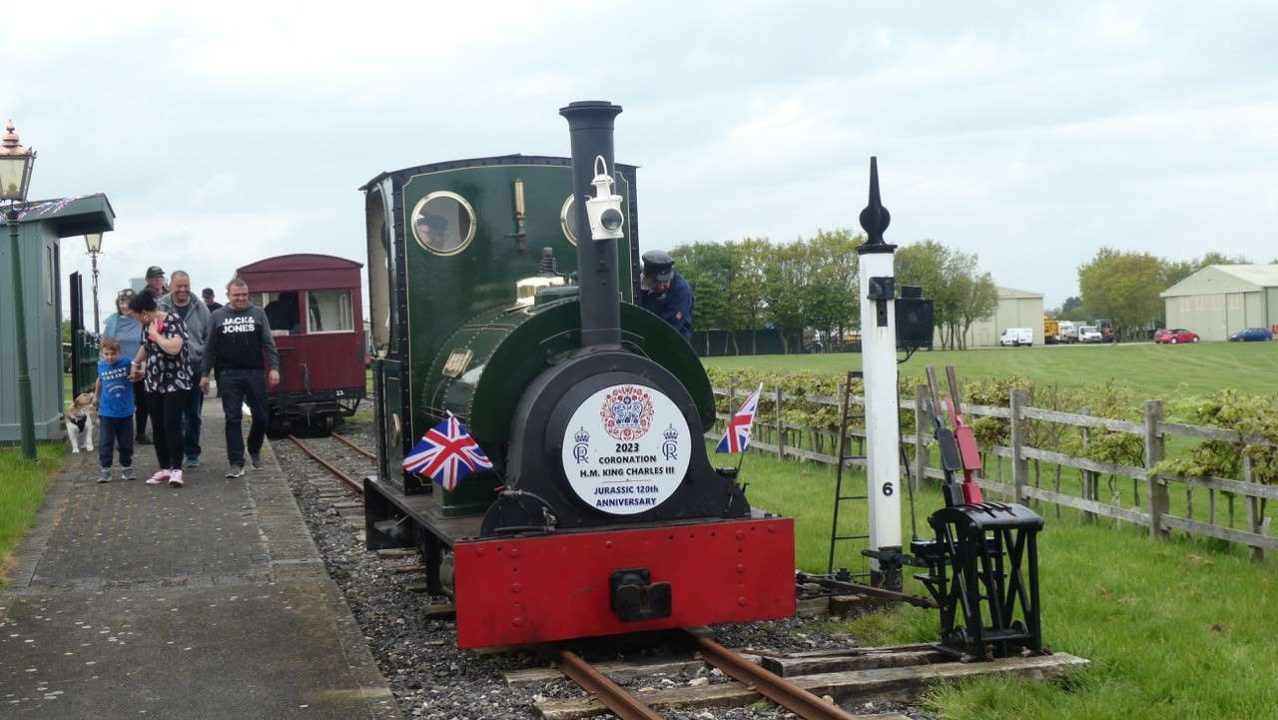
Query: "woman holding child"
127 290 194 487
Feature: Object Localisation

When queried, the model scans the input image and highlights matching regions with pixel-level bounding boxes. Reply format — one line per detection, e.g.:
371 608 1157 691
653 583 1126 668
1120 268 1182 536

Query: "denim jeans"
98 416 135 469
180 386 204 460
219 368 270 466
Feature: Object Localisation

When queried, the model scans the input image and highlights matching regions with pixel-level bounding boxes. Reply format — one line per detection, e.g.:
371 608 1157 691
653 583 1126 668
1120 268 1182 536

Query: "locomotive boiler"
362 101 795 649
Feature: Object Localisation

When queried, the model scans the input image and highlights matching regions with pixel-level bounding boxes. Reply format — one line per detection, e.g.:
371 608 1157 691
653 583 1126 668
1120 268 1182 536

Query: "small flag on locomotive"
401 412 492 492
716 383 763 454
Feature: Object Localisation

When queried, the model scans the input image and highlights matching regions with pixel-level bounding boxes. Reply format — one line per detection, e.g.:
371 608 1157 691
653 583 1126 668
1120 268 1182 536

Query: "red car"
1156 328 1199 344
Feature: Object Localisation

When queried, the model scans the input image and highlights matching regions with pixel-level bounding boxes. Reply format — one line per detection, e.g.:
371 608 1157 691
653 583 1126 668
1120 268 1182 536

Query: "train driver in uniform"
639 250 693 342
416 212 457 252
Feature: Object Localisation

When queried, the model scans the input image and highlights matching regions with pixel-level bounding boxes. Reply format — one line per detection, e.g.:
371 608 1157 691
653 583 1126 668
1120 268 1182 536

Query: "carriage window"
411 191 476 255
308 289 354 333
560 195 582 246
260 291 301 335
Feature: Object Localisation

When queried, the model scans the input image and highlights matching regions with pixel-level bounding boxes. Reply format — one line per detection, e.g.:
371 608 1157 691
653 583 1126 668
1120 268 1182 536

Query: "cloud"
8 0 1278 320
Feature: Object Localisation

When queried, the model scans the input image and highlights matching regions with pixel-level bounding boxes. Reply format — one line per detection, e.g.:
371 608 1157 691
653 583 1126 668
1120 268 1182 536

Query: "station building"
0 194 115 444
1160 265 1278 342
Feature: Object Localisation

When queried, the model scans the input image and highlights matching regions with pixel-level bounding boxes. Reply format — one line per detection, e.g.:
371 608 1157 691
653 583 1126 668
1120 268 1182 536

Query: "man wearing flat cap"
145 266 168 297
639 250 694 341
415 212 458 252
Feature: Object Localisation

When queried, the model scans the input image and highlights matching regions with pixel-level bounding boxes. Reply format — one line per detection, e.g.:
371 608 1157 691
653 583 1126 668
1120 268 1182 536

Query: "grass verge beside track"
0 444 65 589
728 442 1278 719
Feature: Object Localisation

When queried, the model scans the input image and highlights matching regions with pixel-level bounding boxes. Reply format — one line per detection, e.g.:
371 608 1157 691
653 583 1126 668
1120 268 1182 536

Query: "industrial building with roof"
937 286 1046 348
1160 265 1278 342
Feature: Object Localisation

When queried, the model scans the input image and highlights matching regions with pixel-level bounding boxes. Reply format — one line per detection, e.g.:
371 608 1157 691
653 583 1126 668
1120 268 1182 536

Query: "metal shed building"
1 194 115 444
1160 265 1278 342
940 286 1046 348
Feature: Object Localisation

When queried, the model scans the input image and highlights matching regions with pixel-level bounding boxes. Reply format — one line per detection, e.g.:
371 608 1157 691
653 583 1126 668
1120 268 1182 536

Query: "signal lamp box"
896 285 934 351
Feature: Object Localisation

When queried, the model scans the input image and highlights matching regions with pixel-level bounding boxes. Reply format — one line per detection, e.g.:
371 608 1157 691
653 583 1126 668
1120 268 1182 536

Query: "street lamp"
0 120 38 461
84 232 103 334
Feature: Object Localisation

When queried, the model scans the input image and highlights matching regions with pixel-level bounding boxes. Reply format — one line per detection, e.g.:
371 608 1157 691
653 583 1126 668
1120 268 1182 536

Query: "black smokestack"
560 100 623 348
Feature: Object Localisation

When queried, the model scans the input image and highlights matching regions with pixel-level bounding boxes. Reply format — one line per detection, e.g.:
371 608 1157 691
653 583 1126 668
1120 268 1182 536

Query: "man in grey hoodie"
160 271 213 467
199 277 281 477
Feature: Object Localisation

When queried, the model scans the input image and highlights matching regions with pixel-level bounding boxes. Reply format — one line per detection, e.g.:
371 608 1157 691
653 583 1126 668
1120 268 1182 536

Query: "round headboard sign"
561 383 691 515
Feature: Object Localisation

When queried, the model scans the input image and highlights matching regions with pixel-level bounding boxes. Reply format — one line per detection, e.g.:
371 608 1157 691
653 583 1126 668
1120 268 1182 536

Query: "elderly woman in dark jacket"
128 290 194 487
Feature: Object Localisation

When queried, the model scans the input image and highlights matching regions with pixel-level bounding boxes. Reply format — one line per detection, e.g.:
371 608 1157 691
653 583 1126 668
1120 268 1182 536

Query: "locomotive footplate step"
0 400 397 719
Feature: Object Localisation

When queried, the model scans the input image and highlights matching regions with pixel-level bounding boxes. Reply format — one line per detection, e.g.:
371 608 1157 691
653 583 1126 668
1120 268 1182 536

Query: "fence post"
914 385 929 487
1244 456 1264 562
775 387 785 460
1080 407 1095 523
1144 399 1169 541
1010 388 1029 504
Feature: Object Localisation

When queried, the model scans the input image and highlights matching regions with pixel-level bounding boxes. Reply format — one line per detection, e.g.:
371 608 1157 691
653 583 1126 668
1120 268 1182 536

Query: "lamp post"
84 232 103 334
0 120 38 461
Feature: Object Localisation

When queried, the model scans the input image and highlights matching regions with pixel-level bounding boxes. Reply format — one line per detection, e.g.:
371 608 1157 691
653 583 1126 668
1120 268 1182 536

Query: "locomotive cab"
362 103 795 649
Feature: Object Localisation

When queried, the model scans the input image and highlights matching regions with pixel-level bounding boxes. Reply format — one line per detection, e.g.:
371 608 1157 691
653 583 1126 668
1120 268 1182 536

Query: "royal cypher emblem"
600 385 655 440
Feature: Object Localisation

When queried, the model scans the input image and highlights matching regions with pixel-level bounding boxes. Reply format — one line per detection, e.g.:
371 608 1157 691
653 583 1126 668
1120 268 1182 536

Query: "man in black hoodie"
199 278 281 478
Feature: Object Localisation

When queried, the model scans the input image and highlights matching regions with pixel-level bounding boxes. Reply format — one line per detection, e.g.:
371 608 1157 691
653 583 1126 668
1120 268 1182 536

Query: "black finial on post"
857 156 896 254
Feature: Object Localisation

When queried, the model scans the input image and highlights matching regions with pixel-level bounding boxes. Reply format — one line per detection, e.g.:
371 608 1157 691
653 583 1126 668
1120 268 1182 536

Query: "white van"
1058 321 1079 343
999 328 1034 347
1078 325 1103 343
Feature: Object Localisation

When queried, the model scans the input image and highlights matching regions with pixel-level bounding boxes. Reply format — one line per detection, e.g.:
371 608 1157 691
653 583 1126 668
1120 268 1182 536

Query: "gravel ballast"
275 422 934 720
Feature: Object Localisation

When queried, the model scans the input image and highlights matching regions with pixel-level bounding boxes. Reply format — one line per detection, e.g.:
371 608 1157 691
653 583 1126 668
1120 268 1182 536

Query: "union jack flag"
716 383 763 454
402 412 493 491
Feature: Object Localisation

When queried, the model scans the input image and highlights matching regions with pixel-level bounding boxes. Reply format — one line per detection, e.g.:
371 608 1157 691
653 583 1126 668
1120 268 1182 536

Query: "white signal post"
856 157 902 587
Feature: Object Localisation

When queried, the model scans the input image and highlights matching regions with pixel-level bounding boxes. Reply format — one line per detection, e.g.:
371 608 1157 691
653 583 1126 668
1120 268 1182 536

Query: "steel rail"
688 631 860 720
554 649 664 720
331 431 377 460
287 435 364 495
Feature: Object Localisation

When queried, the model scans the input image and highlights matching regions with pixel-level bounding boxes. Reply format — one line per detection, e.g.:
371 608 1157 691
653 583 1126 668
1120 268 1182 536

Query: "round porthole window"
411 191 476 255
560 195 583 246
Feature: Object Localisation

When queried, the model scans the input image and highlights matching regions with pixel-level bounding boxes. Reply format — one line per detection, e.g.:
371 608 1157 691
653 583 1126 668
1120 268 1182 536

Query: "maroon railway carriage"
235 254 366 433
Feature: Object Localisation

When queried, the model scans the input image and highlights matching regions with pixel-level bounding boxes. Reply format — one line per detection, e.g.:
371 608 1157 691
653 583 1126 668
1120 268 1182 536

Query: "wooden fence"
710 383 1275 560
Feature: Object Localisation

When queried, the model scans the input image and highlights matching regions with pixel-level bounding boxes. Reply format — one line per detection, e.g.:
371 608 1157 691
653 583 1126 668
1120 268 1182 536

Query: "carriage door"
366 185 403 482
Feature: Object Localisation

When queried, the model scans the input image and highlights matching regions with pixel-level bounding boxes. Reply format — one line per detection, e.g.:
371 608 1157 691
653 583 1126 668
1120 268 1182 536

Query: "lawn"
705 342 1278 399
730 441 1278 719
0 444 65 589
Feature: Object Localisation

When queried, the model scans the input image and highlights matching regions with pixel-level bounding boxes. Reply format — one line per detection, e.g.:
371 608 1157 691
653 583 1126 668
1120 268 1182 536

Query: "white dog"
64 393 98 454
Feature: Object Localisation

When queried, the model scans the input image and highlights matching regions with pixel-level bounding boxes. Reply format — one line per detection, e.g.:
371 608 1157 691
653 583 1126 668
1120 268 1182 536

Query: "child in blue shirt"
94 338 136 483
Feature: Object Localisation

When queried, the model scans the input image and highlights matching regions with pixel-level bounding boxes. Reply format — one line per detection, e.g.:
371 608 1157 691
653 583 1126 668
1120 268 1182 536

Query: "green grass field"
731 441 1278 719
0 445 65 589
706 341 1278 398
710 342 1277 718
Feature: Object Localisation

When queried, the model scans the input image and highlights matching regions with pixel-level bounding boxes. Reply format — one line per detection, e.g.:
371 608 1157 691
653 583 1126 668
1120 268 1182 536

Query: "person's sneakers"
145 470 171 485
250 453 263 470
184 456 200 468
168 470 185 488
225 465 245 479
96 468 111 484
136 432 152 445
121 466 136 481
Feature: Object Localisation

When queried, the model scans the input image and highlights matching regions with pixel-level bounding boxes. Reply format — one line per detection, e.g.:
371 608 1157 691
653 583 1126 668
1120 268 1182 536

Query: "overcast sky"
7 0 1277 320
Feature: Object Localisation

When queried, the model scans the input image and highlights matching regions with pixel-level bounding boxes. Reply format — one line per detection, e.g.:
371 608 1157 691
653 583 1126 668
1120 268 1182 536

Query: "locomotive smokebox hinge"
609 568 672 622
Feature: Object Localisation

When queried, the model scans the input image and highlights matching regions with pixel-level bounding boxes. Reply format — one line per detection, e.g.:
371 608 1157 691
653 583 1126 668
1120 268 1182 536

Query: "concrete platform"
1 399 399 719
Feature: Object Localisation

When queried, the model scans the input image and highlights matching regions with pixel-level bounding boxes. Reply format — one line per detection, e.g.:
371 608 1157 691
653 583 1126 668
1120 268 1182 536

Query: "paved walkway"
1 399 399 719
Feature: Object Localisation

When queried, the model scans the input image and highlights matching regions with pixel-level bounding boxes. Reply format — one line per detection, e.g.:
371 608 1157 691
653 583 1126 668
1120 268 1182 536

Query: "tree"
896 240 953 347
1078 248 1164 339
760 242 808 353
956 272 998 350
802 229 862 348
670 241 734 330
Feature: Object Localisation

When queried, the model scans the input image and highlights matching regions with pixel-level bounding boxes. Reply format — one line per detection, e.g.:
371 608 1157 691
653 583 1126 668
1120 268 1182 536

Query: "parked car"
1078 325 1103 343
1228 327 1273 342
999 327 1034 347
1157 328 1200 344
1153 328 1171 344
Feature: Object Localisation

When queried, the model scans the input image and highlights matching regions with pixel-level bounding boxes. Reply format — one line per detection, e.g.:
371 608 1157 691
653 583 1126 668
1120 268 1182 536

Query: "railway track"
287 433 368 495
550 629 870 720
